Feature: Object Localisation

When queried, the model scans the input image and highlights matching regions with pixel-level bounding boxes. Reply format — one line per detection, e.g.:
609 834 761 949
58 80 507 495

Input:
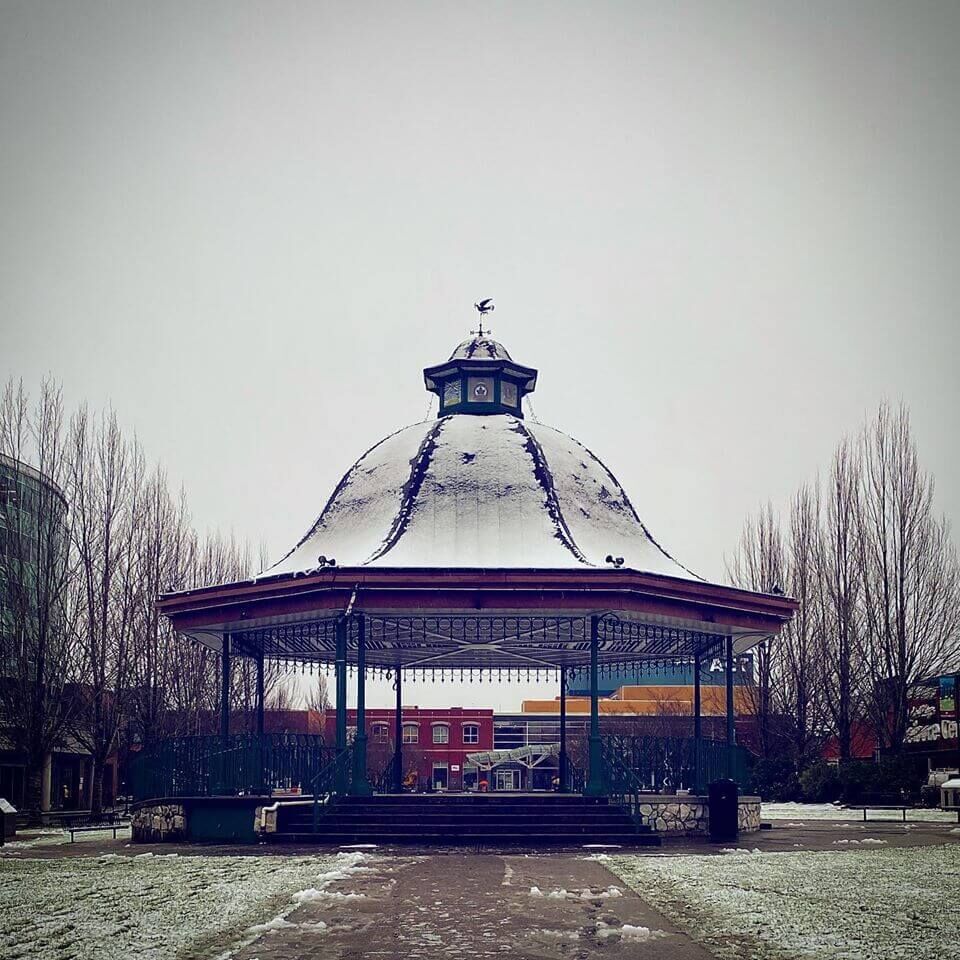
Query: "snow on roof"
269 413 698 578
448 336 513 361
942 779 960 789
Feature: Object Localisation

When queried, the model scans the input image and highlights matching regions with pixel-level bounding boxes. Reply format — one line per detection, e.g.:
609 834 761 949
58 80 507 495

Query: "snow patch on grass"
762 802 955 822
0 852 358 959
607 845 960 960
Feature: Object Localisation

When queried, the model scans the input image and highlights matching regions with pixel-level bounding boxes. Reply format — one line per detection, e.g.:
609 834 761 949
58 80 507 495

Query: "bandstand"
134 323 795 845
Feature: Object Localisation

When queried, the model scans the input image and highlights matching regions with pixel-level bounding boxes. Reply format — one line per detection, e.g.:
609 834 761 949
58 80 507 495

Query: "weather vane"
472 298 494 337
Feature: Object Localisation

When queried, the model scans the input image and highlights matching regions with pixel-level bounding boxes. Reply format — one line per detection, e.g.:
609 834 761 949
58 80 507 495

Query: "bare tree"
858 403 960 751
727 502 786 758
816 438 865 762
781 483 826 765
304 672 331 714
68 408 139 816
129 473 196 746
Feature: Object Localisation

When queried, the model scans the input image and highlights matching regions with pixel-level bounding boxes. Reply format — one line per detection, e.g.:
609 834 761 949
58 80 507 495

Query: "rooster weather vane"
472 298 494 337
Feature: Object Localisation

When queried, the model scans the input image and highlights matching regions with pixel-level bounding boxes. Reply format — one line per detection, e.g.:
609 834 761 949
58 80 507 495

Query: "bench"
849 805 914 822
68 823 131 843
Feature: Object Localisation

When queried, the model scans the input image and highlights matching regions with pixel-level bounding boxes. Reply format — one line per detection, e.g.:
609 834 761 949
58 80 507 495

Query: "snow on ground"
762 801 957 822
0 851 371 960
607 845 960 960
0 828 133 857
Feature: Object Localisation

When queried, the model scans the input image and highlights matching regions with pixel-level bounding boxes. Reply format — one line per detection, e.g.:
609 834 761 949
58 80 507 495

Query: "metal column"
693 648 703 792
335 617 348 793
220 634 231 743
584 615 604 796
255 653 265 736
558 667 568 791
393 665 403 793
351 615 372 795
725 636 736 746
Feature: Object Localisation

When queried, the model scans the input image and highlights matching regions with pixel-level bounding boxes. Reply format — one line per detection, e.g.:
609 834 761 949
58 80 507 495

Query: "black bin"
708 779 739 842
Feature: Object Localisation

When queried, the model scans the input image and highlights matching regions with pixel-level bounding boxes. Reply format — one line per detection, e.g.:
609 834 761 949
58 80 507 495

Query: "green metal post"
335 618 348 794
725 636 736 782
255 651 266 793
694 648 703 792
585 615 604 797
351 615 373 795
218 634 231 795
558 667 568 791
220 634 231 744
393 665 403 793
255 653 265 736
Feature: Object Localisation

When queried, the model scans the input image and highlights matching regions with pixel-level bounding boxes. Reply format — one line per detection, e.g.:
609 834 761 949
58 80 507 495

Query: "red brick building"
321 707 494 791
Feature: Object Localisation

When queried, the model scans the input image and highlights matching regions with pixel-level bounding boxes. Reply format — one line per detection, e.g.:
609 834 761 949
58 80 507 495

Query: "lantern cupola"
423 333 538 418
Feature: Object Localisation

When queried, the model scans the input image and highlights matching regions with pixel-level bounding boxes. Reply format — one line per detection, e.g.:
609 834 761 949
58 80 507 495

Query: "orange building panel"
521 686 751 717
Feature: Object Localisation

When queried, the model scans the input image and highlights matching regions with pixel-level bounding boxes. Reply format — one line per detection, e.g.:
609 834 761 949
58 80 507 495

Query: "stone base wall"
738 798 761 833
131 803 186 842
638 795 762 835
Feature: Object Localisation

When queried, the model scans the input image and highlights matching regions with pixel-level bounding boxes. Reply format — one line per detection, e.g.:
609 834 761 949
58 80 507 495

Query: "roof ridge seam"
265 422 415 573
365 417 447 564
511 419 592 566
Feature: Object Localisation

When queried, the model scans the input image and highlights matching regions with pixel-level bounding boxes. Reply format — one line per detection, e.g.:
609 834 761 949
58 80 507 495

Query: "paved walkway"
232 853 715 960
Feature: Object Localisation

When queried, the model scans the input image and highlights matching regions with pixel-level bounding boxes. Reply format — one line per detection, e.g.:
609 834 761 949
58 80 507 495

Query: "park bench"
68 822 132 842
850 803 916 823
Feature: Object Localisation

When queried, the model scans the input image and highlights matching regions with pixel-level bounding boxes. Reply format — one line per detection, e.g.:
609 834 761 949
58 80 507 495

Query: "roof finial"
472 298 494 337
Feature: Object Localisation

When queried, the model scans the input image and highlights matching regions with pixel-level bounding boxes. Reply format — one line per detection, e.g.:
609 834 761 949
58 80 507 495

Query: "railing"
565 757 586 793
311 748 354 830
599 741 648 830
373 751 399 793
130 734 334 801
600 733 751 795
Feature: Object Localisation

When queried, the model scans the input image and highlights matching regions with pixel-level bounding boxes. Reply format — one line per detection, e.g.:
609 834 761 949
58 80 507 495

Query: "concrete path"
232 853 715 960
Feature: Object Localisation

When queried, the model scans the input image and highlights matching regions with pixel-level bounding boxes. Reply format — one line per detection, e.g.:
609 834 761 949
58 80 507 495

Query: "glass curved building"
0 453 72 810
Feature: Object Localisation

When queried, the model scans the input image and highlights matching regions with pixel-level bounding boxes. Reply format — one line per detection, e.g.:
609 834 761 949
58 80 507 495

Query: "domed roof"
269 410 697 578
449 335 513 361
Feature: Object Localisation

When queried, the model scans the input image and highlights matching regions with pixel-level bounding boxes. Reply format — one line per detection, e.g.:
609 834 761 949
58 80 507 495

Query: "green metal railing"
598 742 649 830
599 733 751 797
311 748 354 830
130 734 334 801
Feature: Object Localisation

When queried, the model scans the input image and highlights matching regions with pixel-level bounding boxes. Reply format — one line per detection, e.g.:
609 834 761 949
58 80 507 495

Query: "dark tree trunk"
23 759 44 826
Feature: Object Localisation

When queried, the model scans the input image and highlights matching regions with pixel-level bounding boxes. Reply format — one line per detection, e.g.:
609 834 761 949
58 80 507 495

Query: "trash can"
708 779 739 842
0 798 17 844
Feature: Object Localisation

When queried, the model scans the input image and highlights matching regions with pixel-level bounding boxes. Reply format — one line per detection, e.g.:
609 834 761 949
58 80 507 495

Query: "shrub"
750 757 801 801
799 761 842 803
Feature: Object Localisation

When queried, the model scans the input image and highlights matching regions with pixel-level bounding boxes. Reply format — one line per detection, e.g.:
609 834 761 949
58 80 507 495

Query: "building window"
402 723 419 744
432 762 449 790
432 724 449 744
372 723 389 743
462 724 479 744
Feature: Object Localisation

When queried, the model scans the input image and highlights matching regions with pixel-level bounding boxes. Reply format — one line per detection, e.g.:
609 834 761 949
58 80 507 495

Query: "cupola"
423 332 538 418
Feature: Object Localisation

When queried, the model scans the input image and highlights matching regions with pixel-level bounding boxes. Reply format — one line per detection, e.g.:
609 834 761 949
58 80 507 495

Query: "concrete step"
267 831 661 846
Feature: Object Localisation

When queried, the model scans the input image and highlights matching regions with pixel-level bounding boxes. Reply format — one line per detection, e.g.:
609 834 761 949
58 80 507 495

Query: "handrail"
373 751 399 793
599 742 649 831
310 747 353 831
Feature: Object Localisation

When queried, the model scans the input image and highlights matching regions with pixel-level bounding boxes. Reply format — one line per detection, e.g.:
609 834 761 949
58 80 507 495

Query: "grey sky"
2 1 958 709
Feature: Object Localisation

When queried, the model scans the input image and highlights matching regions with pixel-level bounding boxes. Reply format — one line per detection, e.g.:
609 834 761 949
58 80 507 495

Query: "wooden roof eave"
158 567 797 640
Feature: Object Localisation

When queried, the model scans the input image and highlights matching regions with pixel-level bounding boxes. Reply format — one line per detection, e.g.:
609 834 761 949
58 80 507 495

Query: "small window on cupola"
444 380 461 406
467 377 494 403
501 381 518 407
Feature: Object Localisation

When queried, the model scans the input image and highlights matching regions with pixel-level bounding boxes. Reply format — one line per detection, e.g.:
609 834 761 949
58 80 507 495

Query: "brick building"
321 707 494 791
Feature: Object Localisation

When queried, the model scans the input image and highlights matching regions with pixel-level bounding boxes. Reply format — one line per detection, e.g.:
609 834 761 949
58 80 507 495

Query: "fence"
601 733 751 793
130 734 334 801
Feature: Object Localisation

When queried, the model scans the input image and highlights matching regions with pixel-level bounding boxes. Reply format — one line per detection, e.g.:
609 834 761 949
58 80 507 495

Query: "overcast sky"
2 1 958 709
